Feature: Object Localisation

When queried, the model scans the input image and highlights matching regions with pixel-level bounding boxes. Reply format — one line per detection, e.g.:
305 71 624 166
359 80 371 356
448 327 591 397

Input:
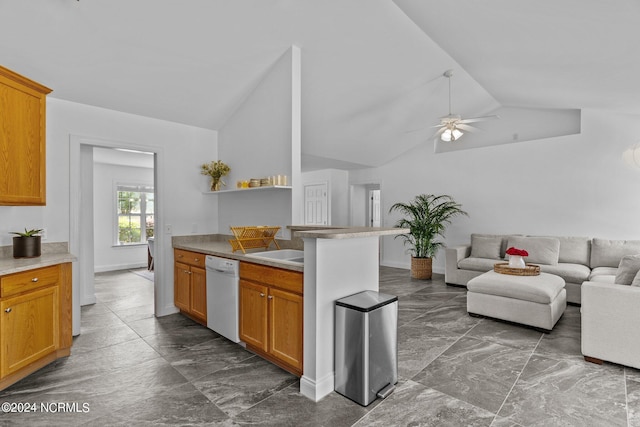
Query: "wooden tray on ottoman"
494 263 540 276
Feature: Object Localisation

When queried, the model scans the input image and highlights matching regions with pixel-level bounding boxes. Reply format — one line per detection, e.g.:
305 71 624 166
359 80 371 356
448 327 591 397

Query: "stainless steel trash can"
334 290 398 406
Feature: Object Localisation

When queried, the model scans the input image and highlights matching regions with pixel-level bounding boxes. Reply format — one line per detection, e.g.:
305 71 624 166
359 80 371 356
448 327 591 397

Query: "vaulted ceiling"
1 1 638 170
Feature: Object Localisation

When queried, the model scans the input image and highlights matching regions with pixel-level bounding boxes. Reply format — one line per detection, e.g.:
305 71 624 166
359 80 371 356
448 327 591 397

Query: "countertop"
293 226 408 239
172 239 304 272
0 252 77 276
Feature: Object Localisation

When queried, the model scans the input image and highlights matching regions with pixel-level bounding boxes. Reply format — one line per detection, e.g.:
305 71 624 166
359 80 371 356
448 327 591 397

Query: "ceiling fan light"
441 128 463 142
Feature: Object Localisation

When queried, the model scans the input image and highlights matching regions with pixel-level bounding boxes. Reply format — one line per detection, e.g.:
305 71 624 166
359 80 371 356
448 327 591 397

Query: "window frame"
114 182 155 246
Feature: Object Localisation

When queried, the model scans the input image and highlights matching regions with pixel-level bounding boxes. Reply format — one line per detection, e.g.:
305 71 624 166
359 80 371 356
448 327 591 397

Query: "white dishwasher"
205 255 240 343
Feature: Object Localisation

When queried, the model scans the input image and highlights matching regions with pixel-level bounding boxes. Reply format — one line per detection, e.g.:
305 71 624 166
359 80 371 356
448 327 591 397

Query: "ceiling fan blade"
458 115 499 124
456 123 479 133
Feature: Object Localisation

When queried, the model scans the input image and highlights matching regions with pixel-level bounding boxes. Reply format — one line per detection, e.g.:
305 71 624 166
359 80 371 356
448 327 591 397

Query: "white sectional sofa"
445 234 640 304
581 281 640 369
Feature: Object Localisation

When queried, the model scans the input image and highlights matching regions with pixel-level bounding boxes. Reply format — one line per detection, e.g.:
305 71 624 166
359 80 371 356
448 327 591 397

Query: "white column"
300 235 379 401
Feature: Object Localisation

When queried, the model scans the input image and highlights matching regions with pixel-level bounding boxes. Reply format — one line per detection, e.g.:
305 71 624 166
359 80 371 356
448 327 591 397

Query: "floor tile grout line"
492 332 544 425
625 368 630 427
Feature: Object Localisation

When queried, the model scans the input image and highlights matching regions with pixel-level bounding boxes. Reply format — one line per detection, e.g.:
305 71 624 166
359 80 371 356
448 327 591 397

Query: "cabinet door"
0 286 59 377
239 280 268 352
190 266 207 322
0 69 49 206
174 261 191 312
269 288 303 371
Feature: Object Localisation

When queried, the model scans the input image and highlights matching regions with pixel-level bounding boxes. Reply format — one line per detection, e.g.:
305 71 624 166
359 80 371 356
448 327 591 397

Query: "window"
116 184 154 245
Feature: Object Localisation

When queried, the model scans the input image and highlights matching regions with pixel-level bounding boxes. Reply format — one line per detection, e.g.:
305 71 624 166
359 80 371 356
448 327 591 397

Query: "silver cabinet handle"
5 308 11 313
194 258 199 262
260 293 265 297
268 295 273 300
32 277 39 282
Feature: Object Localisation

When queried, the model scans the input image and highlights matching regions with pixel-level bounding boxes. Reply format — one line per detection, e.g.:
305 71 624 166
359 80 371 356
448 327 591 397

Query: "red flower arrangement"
506 247 529 257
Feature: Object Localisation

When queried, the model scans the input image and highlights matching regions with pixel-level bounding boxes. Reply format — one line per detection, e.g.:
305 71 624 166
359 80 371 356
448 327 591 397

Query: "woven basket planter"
411 256 432 280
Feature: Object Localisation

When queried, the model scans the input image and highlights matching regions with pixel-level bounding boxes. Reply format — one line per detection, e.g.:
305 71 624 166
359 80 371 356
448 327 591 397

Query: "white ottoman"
467 271 567 332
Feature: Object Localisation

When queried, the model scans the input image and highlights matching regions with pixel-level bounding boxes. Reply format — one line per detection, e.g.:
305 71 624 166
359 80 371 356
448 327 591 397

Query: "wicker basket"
411 257 432 280
494 262 540 276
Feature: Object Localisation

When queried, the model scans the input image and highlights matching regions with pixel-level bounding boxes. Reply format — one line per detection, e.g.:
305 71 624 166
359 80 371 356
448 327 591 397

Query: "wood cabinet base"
245 344 302 377
0 348 70 391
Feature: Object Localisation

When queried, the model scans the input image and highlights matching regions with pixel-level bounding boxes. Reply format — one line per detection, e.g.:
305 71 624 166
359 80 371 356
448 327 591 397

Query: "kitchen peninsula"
173 226 407 402
293 227 407 401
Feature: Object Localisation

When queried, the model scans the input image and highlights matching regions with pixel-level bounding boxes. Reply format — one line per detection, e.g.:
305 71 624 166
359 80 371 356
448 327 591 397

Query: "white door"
304 183 328 225
369 190 381 227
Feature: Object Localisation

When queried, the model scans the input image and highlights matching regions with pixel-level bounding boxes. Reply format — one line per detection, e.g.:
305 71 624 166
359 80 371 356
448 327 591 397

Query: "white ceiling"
1 1 638 170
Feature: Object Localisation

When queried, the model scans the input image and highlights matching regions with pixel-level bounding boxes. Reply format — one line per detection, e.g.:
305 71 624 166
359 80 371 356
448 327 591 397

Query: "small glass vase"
508 255 526 269
210 179 221 191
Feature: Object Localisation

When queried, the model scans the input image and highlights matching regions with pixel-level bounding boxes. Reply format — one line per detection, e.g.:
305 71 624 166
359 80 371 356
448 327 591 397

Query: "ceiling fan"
434 69 498 142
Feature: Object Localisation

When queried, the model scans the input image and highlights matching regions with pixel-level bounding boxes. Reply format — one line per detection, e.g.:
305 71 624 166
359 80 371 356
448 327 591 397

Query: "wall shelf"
203 185 292 195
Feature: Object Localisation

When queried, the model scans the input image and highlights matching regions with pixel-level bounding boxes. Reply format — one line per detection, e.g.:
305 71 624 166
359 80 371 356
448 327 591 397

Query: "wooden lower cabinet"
0 262 72 390
173 249 207 324
268 288 303 370
239 262 303 376
239 280 268 351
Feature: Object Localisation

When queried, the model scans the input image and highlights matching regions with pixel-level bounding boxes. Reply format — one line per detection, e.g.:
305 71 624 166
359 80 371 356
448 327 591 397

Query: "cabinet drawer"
174 249 205 268
240 262 303 295
1 265 59 297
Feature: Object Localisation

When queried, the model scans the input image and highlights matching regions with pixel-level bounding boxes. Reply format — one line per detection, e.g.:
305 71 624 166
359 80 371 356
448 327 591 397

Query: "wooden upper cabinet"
0 65 52 206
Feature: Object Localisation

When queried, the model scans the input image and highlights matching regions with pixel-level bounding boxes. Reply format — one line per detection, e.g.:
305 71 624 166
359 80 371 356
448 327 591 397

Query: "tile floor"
0 267 638 426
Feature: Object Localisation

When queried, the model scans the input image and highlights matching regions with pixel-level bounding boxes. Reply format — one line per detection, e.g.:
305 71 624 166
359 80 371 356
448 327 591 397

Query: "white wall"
1 97 218 333
93 162 154 272
350 109 640 273
218 46 302 239
301 168 349 226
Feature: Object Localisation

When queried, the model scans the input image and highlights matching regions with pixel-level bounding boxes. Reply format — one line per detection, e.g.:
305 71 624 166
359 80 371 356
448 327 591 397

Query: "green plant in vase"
10 228 44 258
389 194 467 280
200 160 231 191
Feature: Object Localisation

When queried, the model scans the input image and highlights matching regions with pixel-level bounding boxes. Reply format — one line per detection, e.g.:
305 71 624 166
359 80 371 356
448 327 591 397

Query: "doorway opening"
70 136 161 336
350 183 381 227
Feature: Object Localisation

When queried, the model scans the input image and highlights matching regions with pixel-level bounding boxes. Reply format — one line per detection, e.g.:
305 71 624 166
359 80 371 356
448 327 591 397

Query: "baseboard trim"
94 262 147 273
300 372 334 402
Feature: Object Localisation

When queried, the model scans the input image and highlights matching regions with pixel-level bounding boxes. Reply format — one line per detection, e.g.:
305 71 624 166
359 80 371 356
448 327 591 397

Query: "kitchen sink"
246 249 304 265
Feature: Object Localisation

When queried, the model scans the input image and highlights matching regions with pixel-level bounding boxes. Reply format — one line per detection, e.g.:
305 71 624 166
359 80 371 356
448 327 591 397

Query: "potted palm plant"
10 228 43 258
390 194 467 280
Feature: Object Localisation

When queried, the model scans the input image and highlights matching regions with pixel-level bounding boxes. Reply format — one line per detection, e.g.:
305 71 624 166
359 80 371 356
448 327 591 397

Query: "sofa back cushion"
507 236 561 265
540 236 591 266
590 238 640 268
470 235 502 259
471 233 520 259
614 254 640 285
633 270 640 287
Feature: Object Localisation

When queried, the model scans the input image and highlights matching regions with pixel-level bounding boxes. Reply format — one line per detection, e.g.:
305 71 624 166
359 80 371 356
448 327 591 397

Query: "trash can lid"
335 290 398 312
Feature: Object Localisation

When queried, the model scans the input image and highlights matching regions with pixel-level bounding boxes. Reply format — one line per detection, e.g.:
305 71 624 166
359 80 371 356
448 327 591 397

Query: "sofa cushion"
590 238 640 268
589 267 617 283
538 236 591 266
633 270 640 287
471 233 521 258
614 254 640 285
458 257 500 272
507 236 560 265
470 235 502 259
539 263 591 284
